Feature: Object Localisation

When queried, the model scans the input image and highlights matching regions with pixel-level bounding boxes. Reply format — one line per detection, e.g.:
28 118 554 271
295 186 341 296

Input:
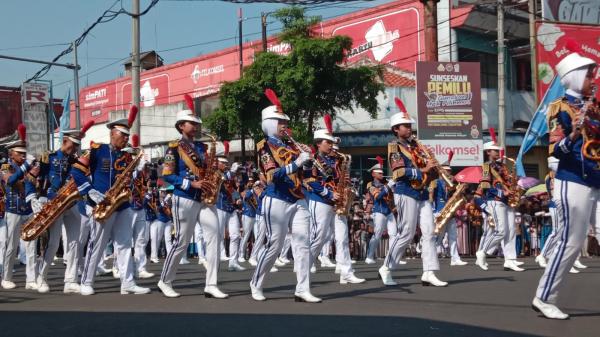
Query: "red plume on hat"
17 124 26 142
310 145 317 154
223 140 230 157
447 150 454 165
131 134 140 148
565 38 582 54
80 120 95 137
265 88 282 112
323 114 333 134
489 127 497 144
128 105 138 128
394 97 407 114
375 155 384 168
184 93 194 111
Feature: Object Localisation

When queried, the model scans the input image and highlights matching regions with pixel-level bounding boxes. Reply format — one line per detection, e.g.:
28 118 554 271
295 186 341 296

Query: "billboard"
542 0 600 25
536 22 600 102
415 61 483 166
21 82 49 156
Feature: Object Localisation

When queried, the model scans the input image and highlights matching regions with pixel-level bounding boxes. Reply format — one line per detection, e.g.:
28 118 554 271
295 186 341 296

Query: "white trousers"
499 207 517 260
160 196 220 286
3 213 36 282
384 195 439 272
0 218 6 274
435 217 461 262
81 207 135 288
367 212 396 260
164 221 174 255
280 232 292 259
478 201 508 255
239 215 255 259
536 179 600 303
150 219 166 260
131 209 149 273
38 205 81 283
541 207 559 259
217 209 241 266
194 221 206 259
250 214 265 261
251 196 310 293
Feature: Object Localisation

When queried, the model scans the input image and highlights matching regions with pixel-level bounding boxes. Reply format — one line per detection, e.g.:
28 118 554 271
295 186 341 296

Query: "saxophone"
93 151 144 222
198 131 224 205
503 157 524 208
21 153 89 241
410 137 454 190
434 183 467 234
333 150 356 216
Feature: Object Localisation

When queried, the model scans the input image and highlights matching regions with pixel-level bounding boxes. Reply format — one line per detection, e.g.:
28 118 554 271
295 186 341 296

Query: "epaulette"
40 151 52 164
366 181 373 190
90 141 102 149
547 98 576 123
1 164 10 171
168 140 179 148
256 139 266 152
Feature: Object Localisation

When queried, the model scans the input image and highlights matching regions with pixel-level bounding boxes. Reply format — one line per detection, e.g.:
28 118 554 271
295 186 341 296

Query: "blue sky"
1 0 391 99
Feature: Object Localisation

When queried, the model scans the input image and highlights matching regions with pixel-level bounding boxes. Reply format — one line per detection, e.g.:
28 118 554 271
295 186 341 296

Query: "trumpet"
410 137 455 190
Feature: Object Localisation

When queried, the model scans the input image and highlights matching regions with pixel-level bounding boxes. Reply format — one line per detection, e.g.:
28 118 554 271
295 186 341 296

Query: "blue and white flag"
59 89 71 142
515 76 564 176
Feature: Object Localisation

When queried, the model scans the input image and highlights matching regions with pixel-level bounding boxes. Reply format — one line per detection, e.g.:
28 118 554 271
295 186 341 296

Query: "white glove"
88 189 106 204
31 198 42 214
136 158 147 172
294 152 311 167
387 179 395 189
26 154 36 166
230 162 240 173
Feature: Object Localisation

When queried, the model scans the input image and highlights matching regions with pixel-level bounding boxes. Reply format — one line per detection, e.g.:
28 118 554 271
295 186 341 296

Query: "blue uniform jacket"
241 189 257 218
216 171 236 213
368 180 392 216
71 143 132 212
162 138 207 201
305 153 336 205
550 94 600 188
157 196 172 222
3 160 35 215
430 178 449 213
39 149 73 200
144 192 158 221
474 161 509 212
388 140 429 201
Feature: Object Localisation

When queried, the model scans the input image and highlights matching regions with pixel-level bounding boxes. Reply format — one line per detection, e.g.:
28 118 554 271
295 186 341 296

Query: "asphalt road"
0 256 598 337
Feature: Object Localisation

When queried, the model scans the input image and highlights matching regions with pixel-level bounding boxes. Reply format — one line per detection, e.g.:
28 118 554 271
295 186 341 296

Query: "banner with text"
21 82 49 156
415 61 483 166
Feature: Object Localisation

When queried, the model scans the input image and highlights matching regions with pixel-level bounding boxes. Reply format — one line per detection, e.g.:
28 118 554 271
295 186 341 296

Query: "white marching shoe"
96 265 111 276
270 266 278 273
158 281 180 298
513 260 525 266
475 251 488 271
237 257 247 264
503 260 525 272
279 257 291 264
569 267 580 274
1 280 16 289
248 257 258 266
294 291 322 303
180 257 191 265
573 259 587 269
25 282 39 290
310 265 317 274
112 266 120 279
535 255 547 268
64 283 81 294
319 256 336 268
121 284 151 295
398 260 407 265
421 271 448 287
334 265 341 274
228 263 246 271
204 286 228 299
532 297 569 320
250 284 266 301
340 273 366 285
80 285 95 296
198 257 207 266
150 257 160 264
37 280 50 293
274 258 286 267
364 258 376 264
137 270 155 279
450 260 468 266
378 266 397 286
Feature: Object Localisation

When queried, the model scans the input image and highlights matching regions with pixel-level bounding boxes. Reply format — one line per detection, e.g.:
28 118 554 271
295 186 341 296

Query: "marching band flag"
59 89 71 142
515 76 564 176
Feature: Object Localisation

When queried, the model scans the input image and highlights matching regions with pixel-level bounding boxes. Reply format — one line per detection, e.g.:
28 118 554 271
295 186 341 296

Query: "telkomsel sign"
416 61 483 166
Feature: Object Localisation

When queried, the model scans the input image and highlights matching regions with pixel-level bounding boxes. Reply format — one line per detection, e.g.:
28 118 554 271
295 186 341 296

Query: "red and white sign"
421 139 483 167
536 22 600 102
22 82 50 104
324 4 424 72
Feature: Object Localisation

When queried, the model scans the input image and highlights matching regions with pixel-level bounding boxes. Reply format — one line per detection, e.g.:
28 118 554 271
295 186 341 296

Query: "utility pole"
261 12 268 52
497 0 506 149
131 0 141 139
239 8 246 161
421 0 440 61
72 41 81 129
528 0 538 102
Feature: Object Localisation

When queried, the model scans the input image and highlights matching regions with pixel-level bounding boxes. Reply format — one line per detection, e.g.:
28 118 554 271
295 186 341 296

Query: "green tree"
205 6 384 153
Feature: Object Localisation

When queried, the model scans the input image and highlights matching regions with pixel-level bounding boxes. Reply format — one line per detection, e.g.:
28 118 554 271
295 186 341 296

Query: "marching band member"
130 153 154 280
158 95 227 299
35 121 94 293
238 178 258 263
364 156 395 264
73 106 150 296
430 152 467 266
0 176 6 276
532 44 599 319
216 145 245 271
378 98 447 287
149 187 169 263
306 116 365 285
248 173 267 267
1 125 38 290
250 89 318 302
474 129 523 272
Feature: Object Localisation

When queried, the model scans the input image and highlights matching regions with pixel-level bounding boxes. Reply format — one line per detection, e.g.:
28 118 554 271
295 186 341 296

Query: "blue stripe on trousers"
252 197 273 286
161 196 180 282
